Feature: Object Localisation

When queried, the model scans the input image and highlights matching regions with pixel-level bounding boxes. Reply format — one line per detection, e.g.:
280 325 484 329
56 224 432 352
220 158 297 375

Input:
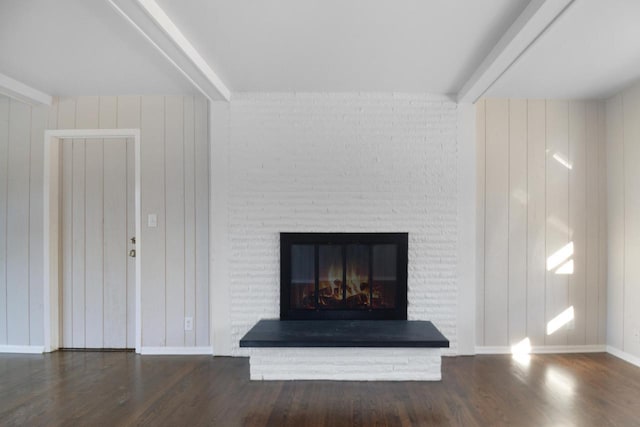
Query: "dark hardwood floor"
1 351 639 426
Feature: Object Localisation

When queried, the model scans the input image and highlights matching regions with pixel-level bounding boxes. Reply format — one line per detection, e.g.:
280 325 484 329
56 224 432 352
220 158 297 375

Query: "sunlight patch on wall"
546 242 574 271
552 153 573 170
554 260 574 275
546 306 574 335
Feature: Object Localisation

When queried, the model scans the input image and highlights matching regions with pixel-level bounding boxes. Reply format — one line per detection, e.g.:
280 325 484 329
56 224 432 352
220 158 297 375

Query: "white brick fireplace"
210 93 463 359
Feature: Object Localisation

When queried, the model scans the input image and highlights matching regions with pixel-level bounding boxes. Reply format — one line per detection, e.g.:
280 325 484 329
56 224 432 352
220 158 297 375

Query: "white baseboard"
475 345 606 355
531 345 606 354
475 346 511 354
0 345 45 354
606 345 640 368
140 346 213 355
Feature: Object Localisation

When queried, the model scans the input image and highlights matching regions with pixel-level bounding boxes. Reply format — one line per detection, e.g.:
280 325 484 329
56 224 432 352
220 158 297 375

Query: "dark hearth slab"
239 319 449 348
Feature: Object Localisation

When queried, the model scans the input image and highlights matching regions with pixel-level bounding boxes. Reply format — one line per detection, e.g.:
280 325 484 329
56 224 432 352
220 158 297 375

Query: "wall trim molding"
606 345 640 368
0 345 45 354
140 346 213 355
43 129 142 354
0 72 52 106
475 345 606 355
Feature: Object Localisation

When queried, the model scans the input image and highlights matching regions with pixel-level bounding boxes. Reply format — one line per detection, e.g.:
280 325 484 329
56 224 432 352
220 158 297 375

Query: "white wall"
211 93 460 355
476 98 607 350
606 81 640 360
0 95 209 350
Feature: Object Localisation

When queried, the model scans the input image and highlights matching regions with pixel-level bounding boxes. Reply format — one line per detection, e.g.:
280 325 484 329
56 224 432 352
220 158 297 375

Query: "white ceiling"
2 0 640 100
154 0 530 94
487 0 640 99
0 0 194 96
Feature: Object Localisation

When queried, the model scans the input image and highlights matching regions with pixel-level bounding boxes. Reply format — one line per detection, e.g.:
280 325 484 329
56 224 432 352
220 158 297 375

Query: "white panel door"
61 138 135 349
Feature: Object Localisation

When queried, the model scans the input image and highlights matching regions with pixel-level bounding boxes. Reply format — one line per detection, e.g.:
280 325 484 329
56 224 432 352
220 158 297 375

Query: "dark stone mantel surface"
239 319 449 348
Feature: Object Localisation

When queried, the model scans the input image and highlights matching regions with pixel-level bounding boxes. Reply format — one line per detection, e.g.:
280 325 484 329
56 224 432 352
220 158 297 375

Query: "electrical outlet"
634 330 640 344
184 317 193 331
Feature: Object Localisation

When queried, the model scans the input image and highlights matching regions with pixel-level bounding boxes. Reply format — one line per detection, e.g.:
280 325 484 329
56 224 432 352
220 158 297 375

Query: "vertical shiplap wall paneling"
0 97 8 345
484 99 509 346
57 98 77 129
71 139 86 347
116 96 140 348
60 139 73 347
28 104 48 345
61 96 166 349
99 96 117 128
58 98 76 347
102 137 128 348
597 103 607 345
78 97 104 348
47 103 59 346
568 101 587 345
141 96 167 346
183 97 196 347
545 100 569 347
102 96 128 349
83 141 104 348
75 97 100 129
7 100 32 345
606 95 624 350
125 138 136 347
526 100 547 346
0 94 209 350
604 81 640 359
585 102 600 345
164 96 185 347
194 97 209 346
623 84 640 357
508 99 527 345
116 96 141 129
477 98 606 349
475 100 486 346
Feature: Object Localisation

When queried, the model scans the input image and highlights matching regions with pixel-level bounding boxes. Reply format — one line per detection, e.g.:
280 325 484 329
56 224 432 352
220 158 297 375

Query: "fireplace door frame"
280 232 408 320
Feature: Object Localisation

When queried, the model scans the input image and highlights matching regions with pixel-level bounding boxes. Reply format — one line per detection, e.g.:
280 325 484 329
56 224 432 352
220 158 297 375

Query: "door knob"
129 249 136 258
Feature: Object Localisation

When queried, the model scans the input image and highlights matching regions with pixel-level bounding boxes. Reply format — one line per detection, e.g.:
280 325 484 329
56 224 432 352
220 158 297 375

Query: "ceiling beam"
0 73 52 106
107 0 231 101
457 0 575 103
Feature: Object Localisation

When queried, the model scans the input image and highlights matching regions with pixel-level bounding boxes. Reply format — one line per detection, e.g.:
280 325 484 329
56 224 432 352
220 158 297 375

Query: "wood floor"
1 352 639 426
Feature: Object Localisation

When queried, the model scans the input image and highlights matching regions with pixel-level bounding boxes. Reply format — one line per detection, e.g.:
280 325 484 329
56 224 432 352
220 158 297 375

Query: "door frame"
43 129 141 353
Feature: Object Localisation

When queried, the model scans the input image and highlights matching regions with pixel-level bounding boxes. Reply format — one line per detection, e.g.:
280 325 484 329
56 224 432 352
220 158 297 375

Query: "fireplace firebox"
280 233 408 320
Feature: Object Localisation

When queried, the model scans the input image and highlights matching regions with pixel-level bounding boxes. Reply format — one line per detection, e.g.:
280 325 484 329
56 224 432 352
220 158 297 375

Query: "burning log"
346 292 369 308
320 286 333 296
302 293 316 308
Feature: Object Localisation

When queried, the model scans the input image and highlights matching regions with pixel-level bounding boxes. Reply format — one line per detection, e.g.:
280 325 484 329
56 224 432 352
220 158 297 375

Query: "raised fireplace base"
248 347 442 381
240 320 449 381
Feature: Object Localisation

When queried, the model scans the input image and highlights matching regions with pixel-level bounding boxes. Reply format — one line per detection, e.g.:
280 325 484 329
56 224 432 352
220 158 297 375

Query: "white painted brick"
249 348 442 381
225 93 458 356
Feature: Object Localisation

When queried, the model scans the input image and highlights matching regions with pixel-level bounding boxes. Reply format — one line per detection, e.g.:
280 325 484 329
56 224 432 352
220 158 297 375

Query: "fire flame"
316 261 369 307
